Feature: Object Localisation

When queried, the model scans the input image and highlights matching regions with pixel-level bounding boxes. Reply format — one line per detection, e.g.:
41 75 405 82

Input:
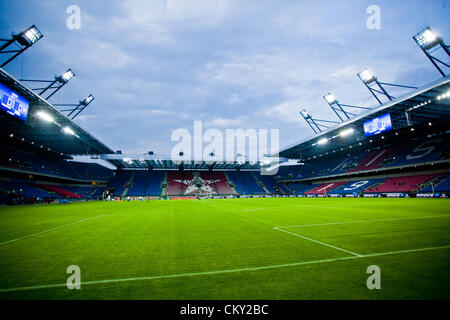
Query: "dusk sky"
1 0 449 158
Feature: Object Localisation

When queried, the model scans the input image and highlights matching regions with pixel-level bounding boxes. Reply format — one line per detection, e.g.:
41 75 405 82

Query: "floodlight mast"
413 27 450 77
300 109 340 134
357 68 417 105
20 69 75 100
55 94 95 120
0 25 43 67
71 95 95 120
323 93 371 122
357 68 392 105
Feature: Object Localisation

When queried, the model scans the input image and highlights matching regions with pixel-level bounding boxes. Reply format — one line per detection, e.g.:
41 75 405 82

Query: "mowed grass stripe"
0 215 104 246
1 244 449 293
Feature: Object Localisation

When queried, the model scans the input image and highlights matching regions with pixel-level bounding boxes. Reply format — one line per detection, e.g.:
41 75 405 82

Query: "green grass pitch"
0 198 449 299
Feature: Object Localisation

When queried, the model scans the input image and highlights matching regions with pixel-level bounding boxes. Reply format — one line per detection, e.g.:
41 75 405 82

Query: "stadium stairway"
161 171 168 196
121 171 136 197
223 172 238 194
421 173 450 192
251 172 270 194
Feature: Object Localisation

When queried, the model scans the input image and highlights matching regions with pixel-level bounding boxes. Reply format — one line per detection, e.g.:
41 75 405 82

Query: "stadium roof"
99 153 278 171
0 67 114 155
278 75 450 160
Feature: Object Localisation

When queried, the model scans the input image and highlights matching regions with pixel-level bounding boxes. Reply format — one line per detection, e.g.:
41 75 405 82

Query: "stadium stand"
304 181 348 195
1 59 450 204
226 171 266 195
329 179 386 194
421 173 450 192
364 174 438 193
107 171 132 196
126 171 164 196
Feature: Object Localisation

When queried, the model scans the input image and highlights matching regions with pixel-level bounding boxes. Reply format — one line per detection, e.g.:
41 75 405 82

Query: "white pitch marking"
273 227 362 257
277 214 450 229
0 215 104 247
0 244 449 293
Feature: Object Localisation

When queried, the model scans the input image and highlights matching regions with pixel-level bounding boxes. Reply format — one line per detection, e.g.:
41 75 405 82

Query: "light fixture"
82 94 95 105
19 25 43 46
413 27 440 50
300 110 310 118
317 138 328 145
323 93 337 104
62 126 75 135
0 25 43 67
57 69 75 84
339 128 354 137
357 68 376 84
36 111 54 123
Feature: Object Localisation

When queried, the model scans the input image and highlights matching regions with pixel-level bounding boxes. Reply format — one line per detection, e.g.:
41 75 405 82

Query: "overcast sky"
1 0 449 157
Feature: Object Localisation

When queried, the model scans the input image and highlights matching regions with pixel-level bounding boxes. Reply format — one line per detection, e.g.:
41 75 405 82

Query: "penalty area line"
0 215 105 247
277 214 450 229
0 244 449 293
273 227 362 257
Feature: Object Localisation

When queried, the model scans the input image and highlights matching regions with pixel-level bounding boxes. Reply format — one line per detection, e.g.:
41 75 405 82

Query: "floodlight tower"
20 69 75 100
323 93 371 121
413 27 450 77
357 68 417 105
357 68 392 105
0 25 43 68
54 94 95 120
300 109 340 134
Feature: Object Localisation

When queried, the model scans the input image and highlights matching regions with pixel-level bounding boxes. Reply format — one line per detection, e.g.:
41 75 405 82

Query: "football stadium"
0 1 449 305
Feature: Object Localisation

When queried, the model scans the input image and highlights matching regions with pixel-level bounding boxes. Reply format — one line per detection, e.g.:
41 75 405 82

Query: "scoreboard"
363 112 392 137
0 83 29 122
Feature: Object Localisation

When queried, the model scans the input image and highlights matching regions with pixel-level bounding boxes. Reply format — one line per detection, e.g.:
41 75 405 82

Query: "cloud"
207 117 248 128
122 0 230 22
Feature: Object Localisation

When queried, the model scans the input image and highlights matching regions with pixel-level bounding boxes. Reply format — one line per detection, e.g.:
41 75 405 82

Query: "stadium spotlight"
300 109 340 134
323 92 370 121
57 69 75 84
414 27 440 50
62 126 75 136
21 68 76 100
300 110 310 118
0 25 43 67
82 94 95 105
339 128 354 137
317 138 328 145
55 94 95 120
413 27 450 77
357 68 376 84
357 67 410 105
41 69 75 100
19 26 43 46
324 93 337 104
36 111 54 123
